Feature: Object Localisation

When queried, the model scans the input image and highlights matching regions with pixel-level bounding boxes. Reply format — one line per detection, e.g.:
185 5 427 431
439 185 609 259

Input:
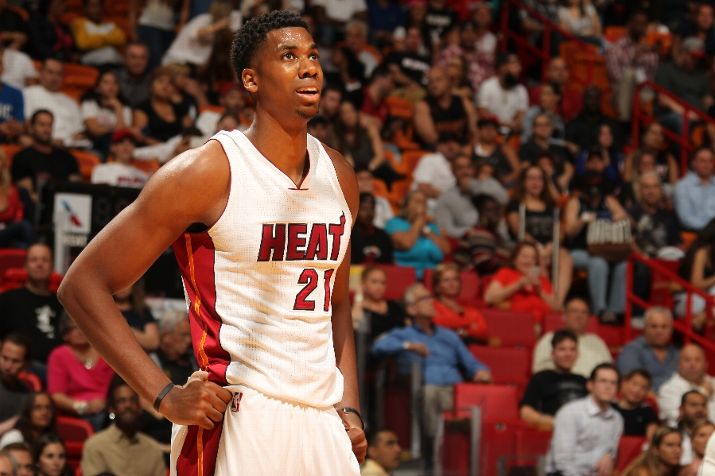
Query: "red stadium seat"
543 311 599 333
2 268 63 292
616 436 646 471
56 416 94 472
17 370 42 391
481 309 537 348
0 248 26 278
514 427 552 466
469 346 530 391
375 264 417 301
453 383 520 423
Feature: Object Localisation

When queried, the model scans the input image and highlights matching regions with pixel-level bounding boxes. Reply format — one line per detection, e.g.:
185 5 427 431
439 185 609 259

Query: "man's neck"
25 280 51 296
116 423 138 440
415 319 434 335
696 173 713 184
534 136 550 148
641 201 658 214
617 398 637 410
590 394 609 412
245 113 309 183
33 142 52 154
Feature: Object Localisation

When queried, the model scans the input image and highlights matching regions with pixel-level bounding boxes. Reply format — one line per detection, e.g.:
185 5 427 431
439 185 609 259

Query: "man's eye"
284 52 296 60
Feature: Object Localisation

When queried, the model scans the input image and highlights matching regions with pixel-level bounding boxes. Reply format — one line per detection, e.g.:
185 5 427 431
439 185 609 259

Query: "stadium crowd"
2 0 715 474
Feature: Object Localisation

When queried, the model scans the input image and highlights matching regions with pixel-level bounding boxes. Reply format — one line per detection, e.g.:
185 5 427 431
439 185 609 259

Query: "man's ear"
242 68 258 94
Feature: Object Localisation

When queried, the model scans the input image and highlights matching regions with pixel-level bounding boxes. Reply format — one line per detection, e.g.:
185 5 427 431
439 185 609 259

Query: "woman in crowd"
351 266 404 343
558 0 602 44
385 190 450 279
34 434 73 476
47 313 115 431
432 263 488 343
81 70 133 157
575 123 622 185
472 116 521 185
522 82 566 141
484 241 559 329
507 165 572 307
0 392 57 449
676 218 715 329
113 281 160 352
0 150 34 248
623 123 678 193
351 192 394 264
622 426 682 476
681 421 715 476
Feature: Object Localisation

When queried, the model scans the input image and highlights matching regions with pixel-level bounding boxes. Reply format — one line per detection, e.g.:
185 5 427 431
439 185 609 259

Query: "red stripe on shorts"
176 424 224 476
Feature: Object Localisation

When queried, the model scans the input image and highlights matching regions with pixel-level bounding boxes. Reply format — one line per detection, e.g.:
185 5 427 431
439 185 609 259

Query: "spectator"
80 70 133 156
529 57 583 122
372 283 490 460
3 443 33 476
0 244 62 373
522 82 566 141
558 0 602 43
573 124 622 186
344 19 381 78
532 296 611 378
411 134 462 213
115 42 152 109
622 426 683 476
0 51 24 144
623 123 678 196
195 85 245 138
563 171 629 321
477 52 528 134
23 59 86 147
310 0 367 47
414 66 476 149
0 391 56 449
0 45 37 91
484 241 559 328
318 83 343 123
617 306 679 392
33 434 72 476
0 0 27 50
0 451 13 476
676 218 715 323
360 67 393 130
385 190 450 279
10 110 80 203
629 171 682 259
131 0 181 71
112 281 159 353
673 2 715 56
351 266 404 342
351 193 393 264
383 25 430 94
613 369 659 440
674 147 715 232
150 309 196 386
80 377 165 476
361 428 401 476
25 0 74 61
0 334 31 437
545 363 623 476
70 0 126 66
0 150 34 249
678 390 709 465
520 329 588 431
472 116 521 185
431 263 487 343
681 420 715 476
507 164 573 306
47 312 114 431
449 7 496 93
605 10 659 122
519 114 573 193
91 129 150 188
659 344 715 427
366 0 405 47
566 86 621 155
454 194 512 275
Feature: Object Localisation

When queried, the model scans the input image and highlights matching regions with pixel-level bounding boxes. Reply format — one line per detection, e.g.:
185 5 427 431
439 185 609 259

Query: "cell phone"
529 267 540 279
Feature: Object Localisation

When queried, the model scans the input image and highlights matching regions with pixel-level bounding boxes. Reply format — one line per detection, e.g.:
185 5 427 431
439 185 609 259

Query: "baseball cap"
111 129 136 144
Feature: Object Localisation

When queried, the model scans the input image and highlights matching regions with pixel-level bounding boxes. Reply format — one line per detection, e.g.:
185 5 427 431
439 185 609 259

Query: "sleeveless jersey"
172 130 352 408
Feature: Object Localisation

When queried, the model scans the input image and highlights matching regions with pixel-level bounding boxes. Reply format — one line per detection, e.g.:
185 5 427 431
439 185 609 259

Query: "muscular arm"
58 141 232 428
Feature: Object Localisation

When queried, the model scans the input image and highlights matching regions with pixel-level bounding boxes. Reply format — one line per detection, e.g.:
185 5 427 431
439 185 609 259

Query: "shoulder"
48 345 71 363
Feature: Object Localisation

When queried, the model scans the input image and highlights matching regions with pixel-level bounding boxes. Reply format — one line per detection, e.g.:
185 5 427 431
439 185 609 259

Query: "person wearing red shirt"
431 263 488 343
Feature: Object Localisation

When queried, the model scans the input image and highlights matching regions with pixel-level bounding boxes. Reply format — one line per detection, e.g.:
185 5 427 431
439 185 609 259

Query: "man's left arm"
453 333 490 382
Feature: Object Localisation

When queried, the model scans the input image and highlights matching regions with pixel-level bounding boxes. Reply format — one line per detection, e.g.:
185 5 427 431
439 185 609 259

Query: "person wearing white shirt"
91 129 149 189
0 47 38 90
659 344 715 427
677 390 709 465
411 134 460 215
476 53 528 133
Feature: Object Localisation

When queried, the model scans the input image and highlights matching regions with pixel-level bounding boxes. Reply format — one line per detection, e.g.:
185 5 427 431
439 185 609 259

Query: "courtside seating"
422 269 481 306
616 436 646 471
453 383 520 423
514 427 552 467
0 249 26 278
56 416 94 472
376 264 417 301
469 345 530 391
2 268 63 292
481 309 537 348
71 149 101 181
17 370 42 391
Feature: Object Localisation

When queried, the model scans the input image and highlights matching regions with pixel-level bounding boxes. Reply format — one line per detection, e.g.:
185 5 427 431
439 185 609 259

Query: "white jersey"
172 130 352 408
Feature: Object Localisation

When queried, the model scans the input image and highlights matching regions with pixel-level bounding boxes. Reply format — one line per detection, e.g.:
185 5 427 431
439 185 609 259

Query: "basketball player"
57 11 366 475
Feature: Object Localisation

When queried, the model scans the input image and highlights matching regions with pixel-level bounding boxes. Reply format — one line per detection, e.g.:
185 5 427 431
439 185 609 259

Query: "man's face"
563 299 590 335
643 312 673 347
679 345 707 384
405 27 422 52
0 455 12 476
110 138 135 164
547 58 568 85
552 338 578 371
629 13 648 39
697 5 714 32
499 56 522 80
427 68 450 98
125 44 149 76
85 0 102 22
40 59 64 92
639 175 662 206
436 139 460 161
407 285 435 321
479 200 502 228
319 90 341 117
31 112 54 144
162 319 192 359
680 392 708 425
368 431 402 471
357 197 375 226
583 88 601 112
344 24 365 52
8 449 33 476
25 244 53 284
588 368 619 404
532 116 553 140
692 149 715 178
0 341 26 380
451 156 474 183
111 384 142 428
620 374 650 405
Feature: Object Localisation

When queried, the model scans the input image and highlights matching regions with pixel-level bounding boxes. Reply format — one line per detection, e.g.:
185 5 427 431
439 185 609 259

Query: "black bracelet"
339 407 365 430
153 382 176 412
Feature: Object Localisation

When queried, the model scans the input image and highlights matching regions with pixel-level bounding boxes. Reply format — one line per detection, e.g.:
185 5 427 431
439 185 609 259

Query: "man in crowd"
612 369 658 440
659 344 715 427
2 444 32 476
674 146 715 231
532 297 612 378
360 429 401 476
411 133 461 214
70 0 126 66
91 129 149 188
519 113 573 192
677 390 709 465
546 363 623 475
617 306 679 391
529 57 582 121
520 329 588 430
477 53 528 135
0 48 24 144
0 334 31 437
0 451 14 476
150 309 196 386
115 42 151 108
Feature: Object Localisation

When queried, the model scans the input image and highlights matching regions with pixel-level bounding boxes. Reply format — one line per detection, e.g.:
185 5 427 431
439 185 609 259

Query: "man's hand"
473 369 492 383
594 453 614 476
159 371 232 430
339 411 367 464
87 399 106 414
406 342 429 357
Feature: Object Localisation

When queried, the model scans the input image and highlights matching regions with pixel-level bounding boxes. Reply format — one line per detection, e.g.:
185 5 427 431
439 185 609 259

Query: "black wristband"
339 407 365 430
153 382 176 412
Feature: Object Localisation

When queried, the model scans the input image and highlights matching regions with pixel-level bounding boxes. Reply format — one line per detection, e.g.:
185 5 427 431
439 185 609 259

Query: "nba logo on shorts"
231 392 243 412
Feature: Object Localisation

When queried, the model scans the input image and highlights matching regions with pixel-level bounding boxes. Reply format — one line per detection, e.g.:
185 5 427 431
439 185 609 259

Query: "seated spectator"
3 442 33 476
431 263 487 343
0 451 12 476
150 309 196 385
0 45 37 91
522 82 565 142
613 369 658 440
659 344 715 427
80 377 165 476
622 426 683 476
529 57 583 122
676 218 715 323
115 42 151 109
383 25 430 99
681 420 715 476
361 428 402 476
519 114 573 194
351 266 404 344
325 46 366 107
80 70 133 157
629 171 682 258
674 147 715 232
47 312 114 431
564 172 629 321
623 123 678 197
318 84 343 124
532 296 611 378
112 281 159 353
366 0 405 47
573 125 622 187
372 283 490 461
344 19 381 78
0 391 56 449
164 63 206 118
33 433 72 476
0 0 27 50
26 0 74 61
70 0 126 66
0 51 24 144
91 129 150 188
0 334 31 437
23 58 86 147
411 134 461 213
477 53 528 135
385 190 450 279
673 2 715 56
507 165 573 306
483 241 559 328
360 66 393 129
565 87 621 155
678 390 709 465
545 363 623 475
472 116 520 185
520 329 588 430
196 86 245 138
10 110 80 204
558 0 602 44
132 67 193 145
0 244 62 376
454 194 512 275
310 0 367 47
351 193 393 265
617 306 679 392
0 150 34 249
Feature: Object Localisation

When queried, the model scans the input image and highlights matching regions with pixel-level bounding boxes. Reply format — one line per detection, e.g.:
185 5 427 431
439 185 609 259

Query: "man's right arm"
58 140 232 429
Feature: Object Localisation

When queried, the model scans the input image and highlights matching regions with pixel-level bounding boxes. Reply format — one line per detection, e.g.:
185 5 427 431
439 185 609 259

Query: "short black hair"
30 109 53 125
589 362 620 383
624 368 652 385
1 333 30 361
366 428 397 447
230 10 309 78
551 329 578 349
681 389 707 408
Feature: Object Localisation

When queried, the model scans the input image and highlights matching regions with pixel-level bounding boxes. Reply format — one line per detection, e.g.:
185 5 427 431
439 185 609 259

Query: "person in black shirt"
519 113 573 193
520 329 588 430
351 192 394 264
0 0 27 50
152 309 196 387
0 334 32 435
613 369 659 440
112 281 159 353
